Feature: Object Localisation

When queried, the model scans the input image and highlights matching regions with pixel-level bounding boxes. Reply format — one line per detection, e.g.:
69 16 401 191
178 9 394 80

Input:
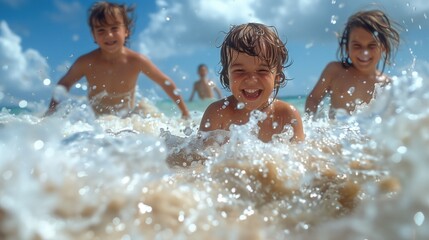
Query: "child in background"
305 10 400 118
199 23 304 143
189 64 222 101
45 1 190 118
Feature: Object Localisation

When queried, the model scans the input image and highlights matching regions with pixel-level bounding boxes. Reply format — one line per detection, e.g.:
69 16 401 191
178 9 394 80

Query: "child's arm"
140 56 190 119
44 59 85 116
288 106 305 142
305 62 336 116
213 85 222 99
189 84 196 102
199 101 224 132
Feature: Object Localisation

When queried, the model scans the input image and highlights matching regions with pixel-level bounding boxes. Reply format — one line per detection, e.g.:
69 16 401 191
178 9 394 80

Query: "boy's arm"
199 101 224 132
305 62 336 116
213 85 222 99
45 59 85 116
189 84 196 102
140 56 190 119
288 105 305 142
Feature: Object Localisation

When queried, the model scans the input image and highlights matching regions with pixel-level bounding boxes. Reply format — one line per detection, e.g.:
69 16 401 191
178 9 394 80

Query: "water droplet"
331 15 338 24
272 121 278 129
165 16 171 21
188 223 197 233
204 122 211 128
178 211 185 222
175 99 181 104
69 54 74 58
43 78 51 86
237 102 245 109
374 116 382 124
164 80 171 86
18 100 28 108
173 89 180 96
33 140 44 150
397 146 407 154
138 202 152 214
331 0 336 4
347 87 355 96
414 212 425 226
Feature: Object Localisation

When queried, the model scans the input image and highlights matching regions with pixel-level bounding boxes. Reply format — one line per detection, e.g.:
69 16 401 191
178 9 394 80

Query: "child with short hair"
45 1 190 118
189 64 222 101
305 9 400 118
199 23 304 143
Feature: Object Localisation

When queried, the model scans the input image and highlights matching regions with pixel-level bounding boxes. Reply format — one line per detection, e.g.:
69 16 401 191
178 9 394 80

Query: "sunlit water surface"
0 71 428 240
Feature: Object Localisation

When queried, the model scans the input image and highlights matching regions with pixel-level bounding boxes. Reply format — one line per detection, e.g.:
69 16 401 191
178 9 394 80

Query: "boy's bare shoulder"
274 100 300 116
205 97 230 112
324 61 344 73
125 48 150 63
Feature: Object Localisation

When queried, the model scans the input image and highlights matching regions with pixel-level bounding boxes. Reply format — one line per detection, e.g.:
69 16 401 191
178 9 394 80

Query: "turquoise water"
1 95 307 117
154 95 307 117
0 74 429 239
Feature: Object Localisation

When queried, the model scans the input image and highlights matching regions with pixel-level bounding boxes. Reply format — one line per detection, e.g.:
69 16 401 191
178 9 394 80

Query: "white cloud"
0 21 50 104
0 0 27 8
49 0 84 25
138 0 429 60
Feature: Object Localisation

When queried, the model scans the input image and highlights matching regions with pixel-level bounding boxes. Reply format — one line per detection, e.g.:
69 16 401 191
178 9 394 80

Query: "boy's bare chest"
85 62 139 92
330 74 376 108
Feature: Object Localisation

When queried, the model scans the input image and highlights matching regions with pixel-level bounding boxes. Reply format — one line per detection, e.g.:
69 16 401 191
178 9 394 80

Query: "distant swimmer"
189 64 222 102
45 1 190 118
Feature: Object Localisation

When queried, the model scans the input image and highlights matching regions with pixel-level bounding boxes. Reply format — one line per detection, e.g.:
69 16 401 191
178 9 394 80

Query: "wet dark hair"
219 23 290 99
88 1 135 45
197 64 208 71
338 9 400 74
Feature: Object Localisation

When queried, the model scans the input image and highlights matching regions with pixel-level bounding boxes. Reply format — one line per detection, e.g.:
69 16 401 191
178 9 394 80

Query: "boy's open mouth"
105 40 117 46
242 89 262 100
357 56 371 63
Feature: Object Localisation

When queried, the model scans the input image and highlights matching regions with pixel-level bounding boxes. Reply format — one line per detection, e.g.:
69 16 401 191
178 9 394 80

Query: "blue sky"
0 0 428 107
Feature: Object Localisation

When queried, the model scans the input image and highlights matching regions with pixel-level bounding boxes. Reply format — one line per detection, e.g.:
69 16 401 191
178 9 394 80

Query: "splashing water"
1 70 429 239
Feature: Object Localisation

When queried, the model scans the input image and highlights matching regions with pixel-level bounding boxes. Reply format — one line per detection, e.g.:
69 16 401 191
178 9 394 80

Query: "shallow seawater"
0 71 429 240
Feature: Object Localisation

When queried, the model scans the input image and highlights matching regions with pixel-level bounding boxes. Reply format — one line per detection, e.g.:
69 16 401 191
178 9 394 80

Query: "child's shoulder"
124 48 152 63
324 61 345 71
273 100 300 115
206 97 231 111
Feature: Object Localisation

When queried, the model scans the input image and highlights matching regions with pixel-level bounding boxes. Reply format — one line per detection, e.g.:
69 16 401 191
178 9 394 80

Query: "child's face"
347 27 383 73
92 15 129 53
198 66 208 78
227 50 278 111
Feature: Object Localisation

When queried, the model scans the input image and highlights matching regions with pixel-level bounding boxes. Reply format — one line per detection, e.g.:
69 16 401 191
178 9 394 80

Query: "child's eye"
369 44 378 49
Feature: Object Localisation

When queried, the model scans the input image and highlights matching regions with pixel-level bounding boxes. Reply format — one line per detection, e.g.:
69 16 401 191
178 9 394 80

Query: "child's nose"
245 72 259 82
